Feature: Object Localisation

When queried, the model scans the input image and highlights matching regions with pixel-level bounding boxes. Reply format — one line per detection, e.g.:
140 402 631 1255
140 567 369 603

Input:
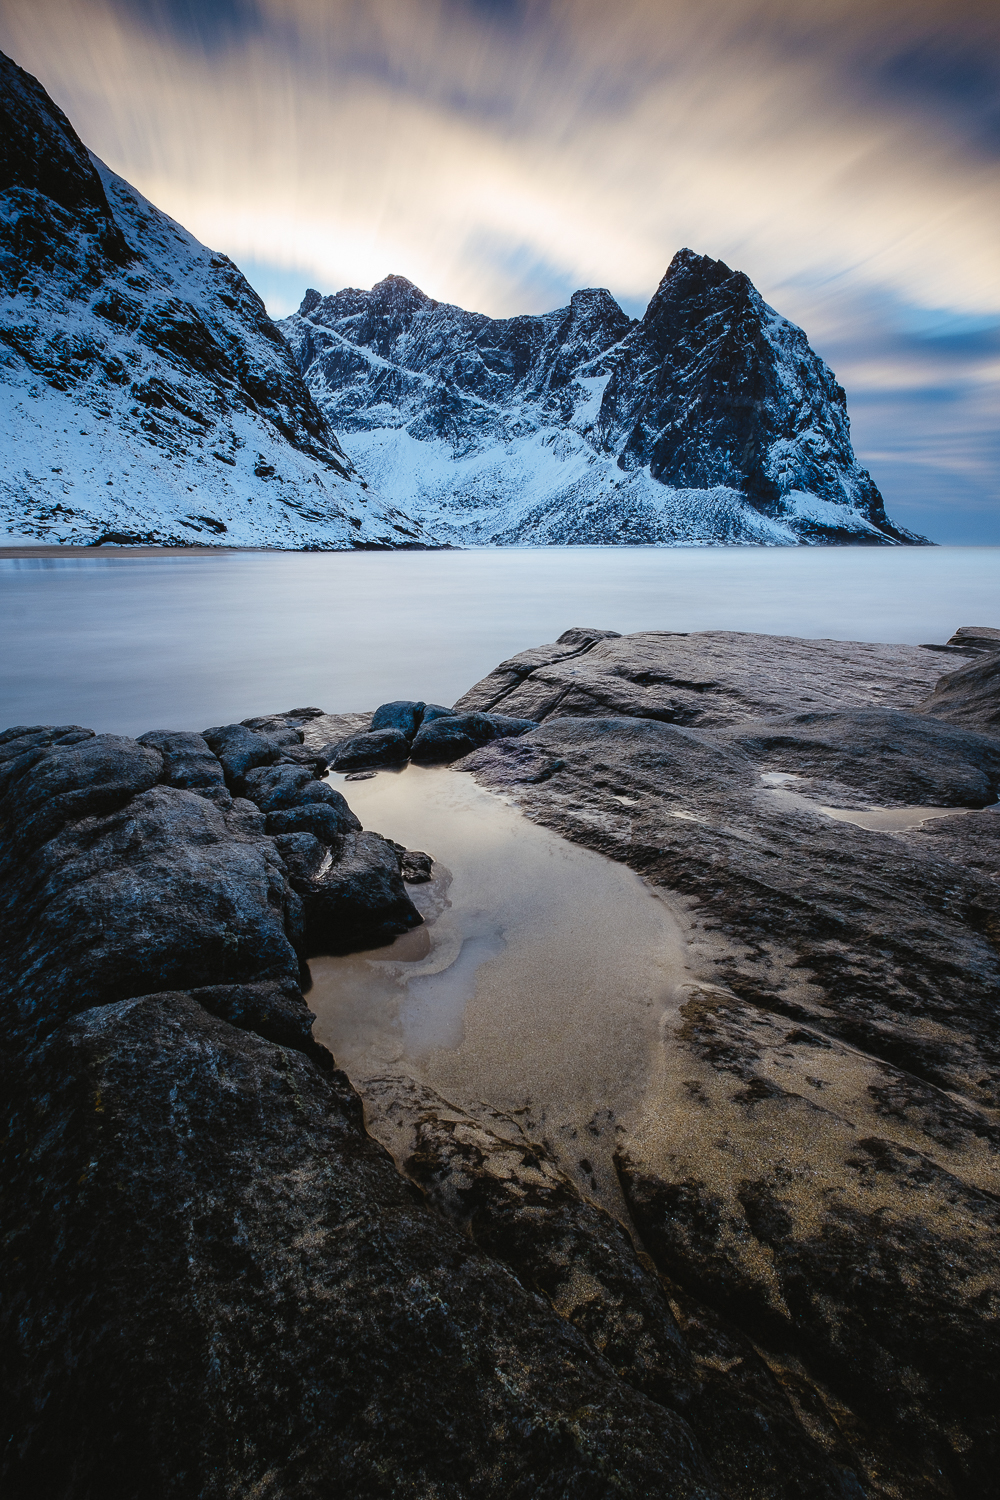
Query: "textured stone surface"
137 729 227 794
458 628 1000 1496
370 699 427 737
299 829 422 954
202 721 299 783
454 626 950 727
409 710 502 763
326 726 412 770
944 626 1000 655
4 625 1000 1497
363 1076 924 1500
916 650 1000 740
0 729 161 858
715 707 1000 806
0 995 718 1500
0 780 300 1052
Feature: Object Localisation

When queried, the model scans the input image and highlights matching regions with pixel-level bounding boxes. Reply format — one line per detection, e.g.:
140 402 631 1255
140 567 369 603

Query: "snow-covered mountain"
281 256 925 546
0 52 434 548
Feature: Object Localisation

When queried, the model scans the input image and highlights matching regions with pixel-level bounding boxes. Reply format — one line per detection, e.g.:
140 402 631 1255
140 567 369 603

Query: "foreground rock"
1 995 716 1499
325 699 537 768
0 709 716 1499
453 625 952 725
457 627 1000 1498
916 649 1000 739
4 627 1000 1498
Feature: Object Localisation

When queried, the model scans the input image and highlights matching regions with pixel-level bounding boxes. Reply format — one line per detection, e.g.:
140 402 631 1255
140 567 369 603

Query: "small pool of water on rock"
306 764 690 1207
760 772 995 831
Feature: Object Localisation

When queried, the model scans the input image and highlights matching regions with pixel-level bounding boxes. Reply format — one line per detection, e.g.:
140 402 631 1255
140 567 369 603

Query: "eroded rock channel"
2 626 998 1498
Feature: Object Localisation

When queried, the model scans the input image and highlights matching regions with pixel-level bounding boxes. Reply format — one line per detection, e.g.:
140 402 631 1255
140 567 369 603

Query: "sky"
1 0 998 542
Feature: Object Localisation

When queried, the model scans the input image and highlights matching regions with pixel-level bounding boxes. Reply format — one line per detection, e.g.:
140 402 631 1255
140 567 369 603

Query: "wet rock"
452 627 623 714
917 651 1000 740
461 628 1000 1496
0 779 300 1052
943 625 1000 656
240 714 307 736
240 763 315 813
716 707 1000 806
0 994 719 1499
364 1075 878 1500
618 1141 999 1499
202 721 297 784
282 706 327 721
420 702 456 724
0 730 162 860
468 715 755 799
487 713 539 737
298 710 374 754
237 716 329 771
300 831 423 954
270 830 329 889
0 723 94 786
275 742 333 771
401 849 433 882
325 727 411 770
192 977 330 1064
241 761 338 814
376 1077 698 1405
264 803 361 843
5 632 999 1498
137 729 227 794
409 711 500 763
454 628 945 727
370 700 426 738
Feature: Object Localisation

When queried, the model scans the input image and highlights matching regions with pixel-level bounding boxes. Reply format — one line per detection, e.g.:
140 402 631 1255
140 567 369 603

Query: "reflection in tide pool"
306 764 690 1206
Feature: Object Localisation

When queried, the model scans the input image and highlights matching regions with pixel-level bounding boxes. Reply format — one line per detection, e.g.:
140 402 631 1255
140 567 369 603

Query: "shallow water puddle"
759 771 987 831
306 764 690 1204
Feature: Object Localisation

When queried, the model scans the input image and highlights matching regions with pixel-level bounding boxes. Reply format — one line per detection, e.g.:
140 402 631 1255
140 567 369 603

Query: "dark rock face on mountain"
281 256 923 547
600 252 893 533
0 50 432 548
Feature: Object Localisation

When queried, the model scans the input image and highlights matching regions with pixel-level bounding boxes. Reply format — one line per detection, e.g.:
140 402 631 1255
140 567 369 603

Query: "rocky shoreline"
2 627 998 1498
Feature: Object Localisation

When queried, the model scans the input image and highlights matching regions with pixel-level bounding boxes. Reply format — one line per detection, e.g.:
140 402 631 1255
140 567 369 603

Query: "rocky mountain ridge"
0 51 433 549
281 256 925 547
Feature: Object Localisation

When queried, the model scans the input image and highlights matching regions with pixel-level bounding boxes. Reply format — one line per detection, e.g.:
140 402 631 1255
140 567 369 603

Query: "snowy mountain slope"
281 257 926 547
0 51 434 548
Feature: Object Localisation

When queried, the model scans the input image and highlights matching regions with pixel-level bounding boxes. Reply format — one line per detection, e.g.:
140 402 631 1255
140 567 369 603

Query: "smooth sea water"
1 545 997 735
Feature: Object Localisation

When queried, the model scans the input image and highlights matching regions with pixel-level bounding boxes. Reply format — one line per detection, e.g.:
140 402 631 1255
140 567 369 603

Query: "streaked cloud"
3 0 998 317
1 0 997 536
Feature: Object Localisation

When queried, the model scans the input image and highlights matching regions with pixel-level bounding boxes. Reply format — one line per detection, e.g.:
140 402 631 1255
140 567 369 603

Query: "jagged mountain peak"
0 49 436 548
281 254 924 547
1 54 125 249
641 247 758 345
